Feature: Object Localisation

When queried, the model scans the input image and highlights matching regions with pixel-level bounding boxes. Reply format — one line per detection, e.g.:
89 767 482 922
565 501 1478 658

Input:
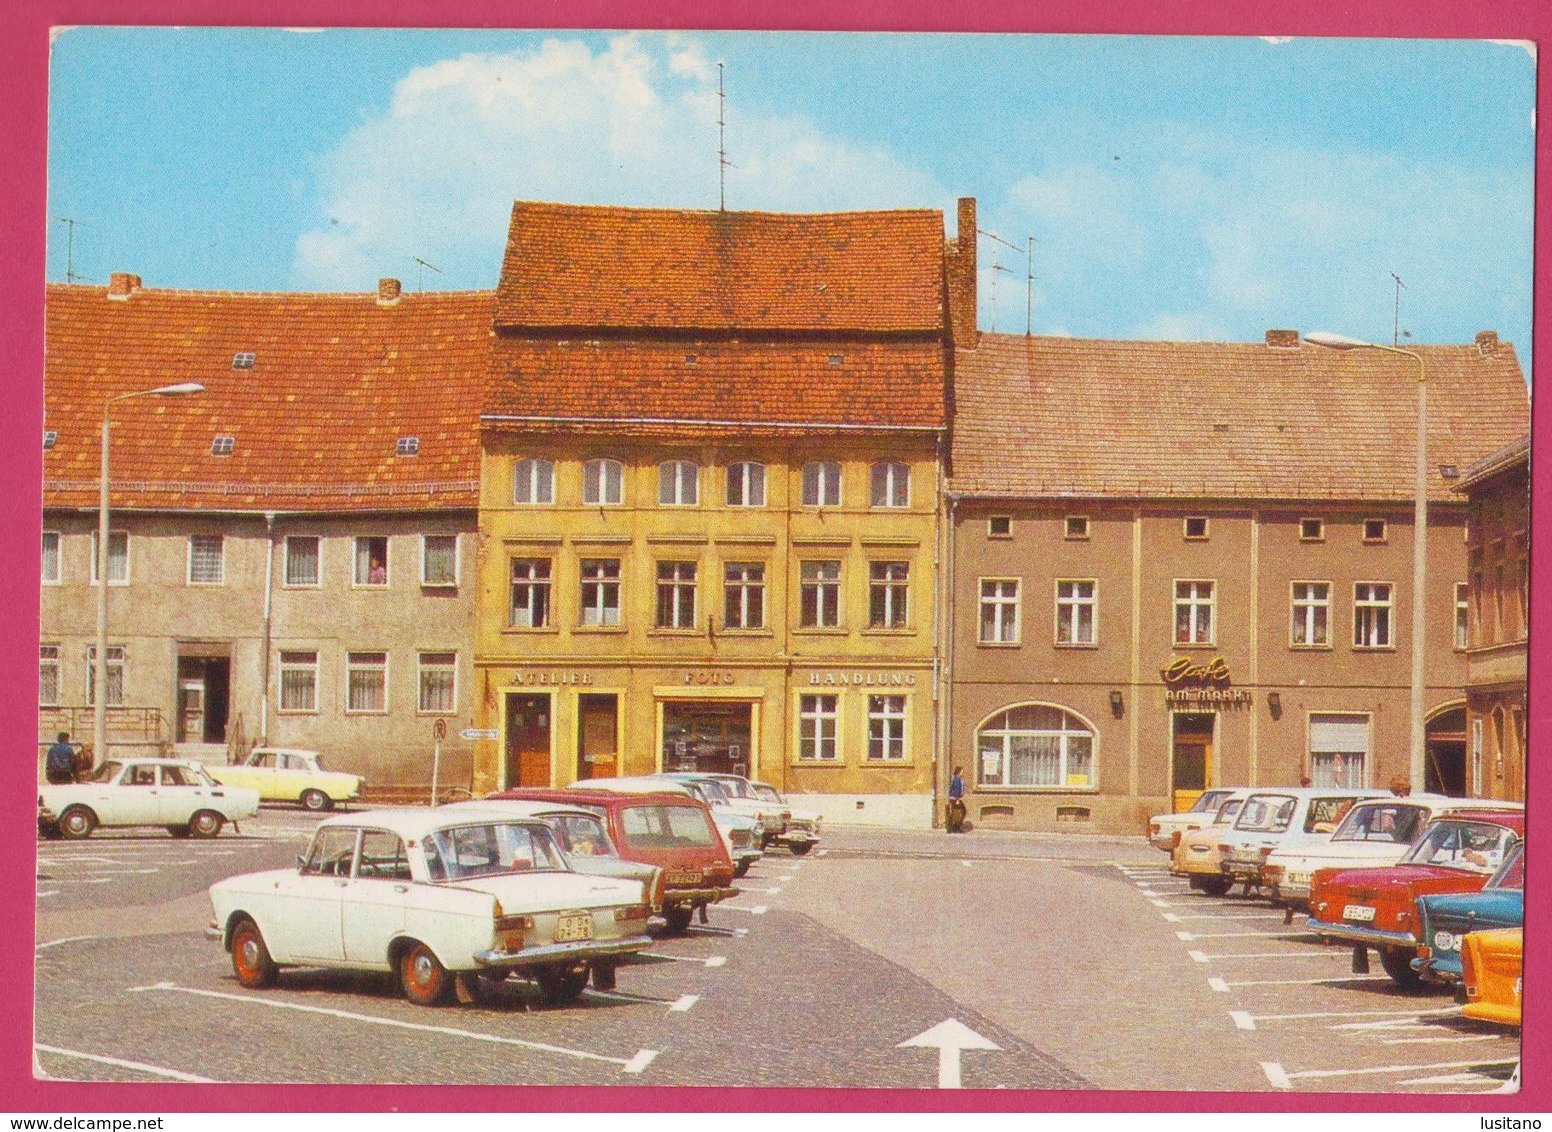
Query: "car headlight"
1434 931 1460 952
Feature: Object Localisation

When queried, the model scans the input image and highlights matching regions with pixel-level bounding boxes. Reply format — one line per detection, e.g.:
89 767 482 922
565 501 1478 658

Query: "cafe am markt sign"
1160 656 1252 706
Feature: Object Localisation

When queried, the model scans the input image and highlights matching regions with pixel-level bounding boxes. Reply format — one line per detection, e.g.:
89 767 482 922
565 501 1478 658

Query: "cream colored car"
1170 790 1251 896
209 747 363 812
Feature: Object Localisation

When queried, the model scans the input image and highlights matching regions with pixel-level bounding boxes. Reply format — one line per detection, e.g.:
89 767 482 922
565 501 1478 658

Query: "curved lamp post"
1305 332 1428 791
94 382 205 766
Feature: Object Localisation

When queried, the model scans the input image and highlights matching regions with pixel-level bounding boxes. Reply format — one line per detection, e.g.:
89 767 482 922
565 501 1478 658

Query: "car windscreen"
620 804 716 849
1304 796 1360 834
1331 803 1427 844
752 784 783 804
543 813 617 858
1190 790 1231 814
1236 795 1297 833
89 761 124 784
694 780 731 805
715 777 754 799
422 821 566 881
1402 821 1518 873
1484 844 1525 891
1214 798 1246 824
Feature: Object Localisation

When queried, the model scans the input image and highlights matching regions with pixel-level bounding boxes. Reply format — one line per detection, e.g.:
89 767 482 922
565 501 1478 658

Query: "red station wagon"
1306 810 1525 987
492 787 739 935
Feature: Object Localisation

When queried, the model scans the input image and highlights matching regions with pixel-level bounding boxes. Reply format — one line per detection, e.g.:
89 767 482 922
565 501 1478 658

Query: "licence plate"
1342 904 1376 922
555 912 593 942
667 869 702 886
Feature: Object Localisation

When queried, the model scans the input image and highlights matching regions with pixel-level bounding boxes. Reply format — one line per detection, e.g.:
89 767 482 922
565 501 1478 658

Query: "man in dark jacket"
946 766 966 833
45 732 77 784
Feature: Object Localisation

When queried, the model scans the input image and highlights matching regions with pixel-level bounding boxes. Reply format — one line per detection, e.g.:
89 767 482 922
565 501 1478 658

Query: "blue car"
1414 843 1525 985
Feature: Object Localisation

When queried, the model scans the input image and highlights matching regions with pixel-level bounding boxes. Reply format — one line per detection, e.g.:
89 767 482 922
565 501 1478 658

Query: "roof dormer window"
43 430 57 450
211 436 235 456
232 352 256 369
396 436 420 457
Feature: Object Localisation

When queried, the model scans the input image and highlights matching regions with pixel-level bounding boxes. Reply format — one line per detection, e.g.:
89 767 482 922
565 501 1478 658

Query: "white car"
208 808 654 1007
748 781 822 856
656 772 793 848
1263 796 1526 907
1217 786 1388 892
572 776 765 876
209 747 363 812
1146 788 1241 852
39 757 260 840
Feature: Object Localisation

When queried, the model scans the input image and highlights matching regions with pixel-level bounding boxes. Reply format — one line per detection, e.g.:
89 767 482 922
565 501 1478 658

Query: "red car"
1307 809 1525 987
491 787 738 935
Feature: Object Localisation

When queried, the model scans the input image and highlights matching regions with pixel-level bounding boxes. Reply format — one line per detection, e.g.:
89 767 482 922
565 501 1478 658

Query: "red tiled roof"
951 333 1529 502
484 338 946 434
494 201 946 333
44 284 492 512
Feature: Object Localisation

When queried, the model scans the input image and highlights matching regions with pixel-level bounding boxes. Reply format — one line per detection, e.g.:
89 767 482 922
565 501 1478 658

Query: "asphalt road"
31 812 1521 1095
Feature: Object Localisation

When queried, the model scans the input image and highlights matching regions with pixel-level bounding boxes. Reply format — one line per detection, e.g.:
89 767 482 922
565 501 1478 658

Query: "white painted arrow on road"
897 1019 1001 1088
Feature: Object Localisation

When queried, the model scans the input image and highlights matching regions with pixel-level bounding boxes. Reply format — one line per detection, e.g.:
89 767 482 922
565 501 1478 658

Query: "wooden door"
506 694 552 788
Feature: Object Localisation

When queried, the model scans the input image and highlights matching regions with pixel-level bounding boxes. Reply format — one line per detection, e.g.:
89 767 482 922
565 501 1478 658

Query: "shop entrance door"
1171 712 1215 813
577 694 619 780
175 655 229 743
662 702 753 776
505 693 551 789
1424 707 1468 796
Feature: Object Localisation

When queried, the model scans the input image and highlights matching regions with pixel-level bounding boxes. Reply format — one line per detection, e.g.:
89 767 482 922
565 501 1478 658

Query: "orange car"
1461 927 1522 1027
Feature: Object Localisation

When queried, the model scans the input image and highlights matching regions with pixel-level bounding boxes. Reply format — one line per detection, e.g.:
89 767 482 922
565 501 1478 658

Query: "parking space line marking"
1208 978 1230 993
1326 1009 1460 1029
1177 930 1315 942
1245 1007 1457 1025
1150 899 1172 907
36 891 58 898
128 982 655 1072
815 849 828 857
1162 914 1182 923
670 995 699 1013
1231 1011 1256 1031
1380 1035 1500 1046
719 904 768 915
35 1042 218 1083
37 935 96 950
652 954 727 968
1399 1071 1510 1085
961 861 972 868
778 875 794 881
581 988 683 1008
685 924 747 938
1276 1057 1518 1085
1165 912 1287 921
1261 1062 1293 1089
1216 975 1390 988
1189 949 1348 962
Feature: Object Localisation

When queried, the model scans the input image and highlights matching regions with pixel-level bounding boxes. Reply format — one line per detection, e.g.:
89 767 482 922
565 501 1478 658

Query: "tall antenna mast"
1025 236 1037 337
1391 273 1406 346
990 263 1014 333
977 226 1033 335
413 256 442 293
57 217 84 284
717 62 732 211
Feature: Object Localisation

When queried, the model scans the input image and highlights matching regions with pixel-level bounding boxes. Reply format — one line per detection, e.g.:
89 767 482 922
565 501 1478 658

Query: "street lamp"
1304 332 1428 790
94 382 205 766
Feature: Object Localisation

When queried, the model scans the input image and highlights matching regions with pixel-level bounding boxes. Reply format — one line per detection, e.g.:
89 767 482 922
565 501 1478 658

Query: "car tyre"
733 858 753 879
788 841 813 857
230 917 279 989
662 904 695 935
533 963 590 1007
58 806 96 840
1379 946 1424 989
188 810 224 839
166 825 192 838
1197 876 1233 897
300 789 331 813
399 942 451 1006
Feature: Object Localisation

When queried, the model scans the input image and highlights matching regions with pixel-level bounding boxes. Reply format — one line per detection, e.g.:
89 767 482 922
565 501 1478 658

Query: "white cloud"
1260 37 1294 46
291 34 946 289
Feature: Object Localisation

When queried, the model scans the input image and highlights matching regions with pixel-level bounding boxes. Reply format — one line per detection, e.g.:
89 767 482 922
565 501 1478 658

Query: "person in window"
946 766 967 833
368 558 388 585
45 732 76 785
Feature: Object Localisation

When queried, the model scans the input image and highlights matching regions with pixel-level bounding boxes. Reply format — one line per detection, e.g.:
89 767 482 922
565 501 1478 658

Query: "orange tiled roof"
951 333 1529 502
44 283 492 512
484 338 946 434
494 201 947 333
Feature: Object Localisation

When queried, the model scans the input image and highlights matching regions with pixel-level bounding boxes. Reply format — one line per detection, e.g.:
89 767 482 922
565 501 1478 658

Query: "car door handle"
394 885 410 894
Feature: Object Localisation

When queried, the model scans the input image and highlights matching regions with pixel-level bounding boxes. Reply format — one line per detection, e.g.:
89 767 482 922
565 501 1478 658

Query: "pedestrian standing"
45 732 77 785
947 765 966 833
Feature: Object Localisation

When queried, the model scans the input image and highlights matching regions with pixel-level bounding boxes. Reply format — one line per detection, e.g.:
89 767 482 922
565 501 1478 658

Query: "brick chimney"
107 272 142 300
945 197 978 346
1265 329 1300 349
1475 330 1499 356
377 278 402 305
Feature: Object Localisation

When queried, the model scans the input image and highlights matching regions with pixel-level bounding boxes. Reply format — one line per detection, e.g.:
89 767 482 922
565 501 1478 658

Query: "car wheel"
733 858 753 879
1198 876 1233 897
533 963 590 1007
662 905 695 935
788 841 813 857
58 806 96 840
38 821 62 841
188 810 224 839
300 789 331 813
399 942 451 1006
166 825 192 838
230 918 278 989
1379 946 1424 989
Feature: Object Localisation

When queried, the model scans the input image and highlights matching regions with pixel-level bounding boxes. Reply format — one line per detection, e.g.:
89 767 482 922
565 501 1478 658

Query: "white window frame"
801 461 842 508
800 561 842 629
870 462 910 508
1174 580 1215 646
1353 581 1394 649
187 534 225 586
797 694 840 762
1308 712 1370 788
658 460 700 506
979 578 1021 644
868 561 909 629
1299 517 1325 542
90 530 129 586
417 651 458 714
1363 519 1388 543
867 694 908 761
41 530 61 585
421 534 459 588
354 536 390 588
1055 579 1097 646
1454 582 1470 650
39 644 61 707
284 536 321 588
726 461 767 507
1290 581 1331 648
975 703 1096 789
583 458 625 506
1064 516 1090 540
509 558 553 629
723 561 766 630
345 651 389 714
580 559 622 627
85 645 125 707
513 458 555 505
278 650 320 714
655 561 699 629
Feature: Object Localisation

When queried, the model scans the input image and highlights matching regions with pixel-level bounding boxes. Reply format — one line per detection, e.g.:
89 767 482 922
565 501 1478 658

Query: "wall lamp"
1109 690 1125 718
1267 691 1282 720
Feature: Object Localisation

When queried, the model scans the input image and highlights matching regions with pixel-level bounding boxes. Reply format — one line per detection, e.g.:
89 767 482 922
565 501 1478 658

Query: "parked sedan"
1217 786 1387 893
665 772 791 847
1170 791 1251 895
1414 843 1524 986
747 781 822 855
1460 928 1523 1028
1147 788 1240 852
582 776 765 877
1307 810 1525 987
39 758 260 840
208 809 654 1006
209 747 363 812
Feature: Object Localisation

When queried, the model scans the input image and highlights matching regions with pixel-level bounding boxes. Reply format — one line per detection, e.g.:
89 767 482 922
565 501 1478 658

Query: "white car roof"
1242 786 1389 800
249 747 319 758
105 757 208 770
316 807 549 839
441 799 604 822
570 777 694 796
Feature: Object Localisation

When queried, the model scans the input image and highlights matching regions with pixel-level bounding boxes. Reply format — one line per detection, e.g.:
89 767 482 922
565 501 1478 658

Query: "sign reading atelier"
513 671 595 686
807 671 919 687
1160 656 1251 704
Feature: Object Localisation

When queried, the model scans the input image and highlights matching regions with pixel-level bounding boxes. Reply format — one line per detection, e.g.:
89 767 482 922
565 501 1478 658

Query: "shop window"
513 458 555 505
976 703 1094 789
1291 581 1330 647
1353 582 1393 648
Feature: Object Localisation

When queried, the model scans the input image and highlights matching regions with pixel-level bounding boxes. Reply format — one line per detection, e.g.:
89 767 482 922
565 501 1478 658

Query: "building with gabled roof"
945 328 1529 834
41 276 491 793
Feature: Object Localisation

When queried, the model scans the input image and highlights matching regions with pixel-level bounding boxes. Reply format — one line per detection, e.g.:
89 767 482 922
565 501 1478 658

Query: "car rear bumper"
476 933 654 968
1307 919 1418 950
664 885 739 908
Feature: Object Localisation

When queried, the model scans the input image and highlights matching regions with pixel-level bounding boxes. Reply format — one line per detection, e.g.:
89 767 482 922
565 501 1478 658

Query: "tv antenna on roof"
978 226 1036 334
413 256 442 293
1390 273 1407 346
56 217 91 284
718 62 737 211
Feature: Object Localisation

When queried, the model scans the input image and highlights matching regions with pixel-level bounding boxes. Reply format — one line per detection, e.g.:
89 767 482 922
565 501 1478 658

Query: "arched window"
976 704 1095 788
802 461 841 507
727 461 766 507
870 461 910 508
658 460 700 506
513 458 554 505
583 458 625 505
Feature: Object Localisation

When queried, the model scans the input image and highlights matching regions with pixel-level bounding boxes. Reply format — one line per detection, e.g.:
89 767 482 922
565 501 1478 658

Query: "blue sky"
45 28 1535 372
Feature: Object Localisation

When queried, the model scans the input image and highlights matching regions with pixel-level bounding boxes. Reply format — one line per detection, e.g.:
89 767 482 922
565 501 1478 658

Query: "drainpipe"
941 490 958 830
929 436 945 828
259 512 276 746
